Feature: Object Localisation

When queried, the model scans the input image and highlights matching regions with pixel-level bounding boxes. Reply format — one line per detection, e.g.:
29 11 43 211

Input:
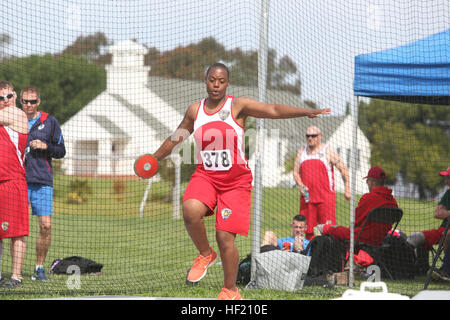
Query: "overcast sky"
2 0 449 114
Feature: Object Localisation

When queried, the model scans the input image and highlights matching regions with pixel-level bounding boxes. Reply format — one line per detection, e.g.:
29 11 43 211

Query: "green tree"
359 99 449 198
0 54 106 124
146 37 301 96
61 32 110 63
345 102 351 115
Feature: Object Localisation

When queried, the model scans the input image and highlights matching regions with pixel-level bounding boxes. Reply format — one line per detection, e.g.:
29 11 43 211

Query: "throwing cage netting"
0 0 448 299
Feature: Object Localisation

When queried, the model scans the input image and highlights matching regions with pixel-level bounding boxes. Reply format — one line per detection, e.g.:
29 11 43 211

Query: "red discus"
134 154 159 179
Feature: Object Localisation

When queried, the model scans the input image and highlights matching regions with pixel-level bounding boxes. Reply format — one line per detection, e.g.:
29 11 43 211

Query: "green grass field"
0 175 447 300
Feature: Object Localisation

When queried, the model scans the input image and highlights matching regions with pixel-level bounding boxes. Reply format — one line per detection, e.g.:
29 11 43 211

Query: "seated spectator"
314 166 398 246
407 167 449 252
262 214 310 254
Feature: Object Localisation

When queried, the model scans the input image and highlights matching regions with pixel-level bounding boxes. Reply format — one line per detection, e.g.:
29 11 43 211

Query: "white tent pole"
348 96 359 286
172 153 181 220
139 179 152 218
139 153 181 219
250 0 270 283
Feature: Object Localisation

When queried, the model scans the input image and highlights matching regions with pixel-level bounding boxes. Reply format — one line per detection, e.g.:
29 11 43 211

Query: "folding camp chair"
429 224 448 265
424 219 450 289
350 207 404 280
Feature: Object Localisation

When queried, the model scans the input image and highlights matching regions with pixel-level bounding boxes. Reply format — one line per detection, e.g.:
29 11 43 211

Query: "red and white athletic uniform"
0 125 29 239
183 96 253 236
298 144 336 237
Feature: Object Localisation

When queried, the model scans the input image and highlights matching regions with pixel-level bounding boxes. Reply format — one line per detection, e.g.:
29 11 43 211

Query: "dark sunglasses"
306 134 319 138
0 93 14 101
21 99 39 104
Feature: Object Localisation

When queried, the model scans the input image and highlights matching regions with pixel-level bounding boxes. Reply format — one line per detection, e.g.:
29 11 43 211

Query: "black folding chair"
424 218 450 289
428 223 449 265
351 207 403 280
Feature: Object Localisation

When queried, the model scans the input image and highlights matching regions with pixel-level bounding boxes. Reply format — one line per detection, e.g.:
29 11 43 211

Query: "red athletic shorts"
0 179 29 239
183 173 252 236
300 193 336 238
423 227 446 248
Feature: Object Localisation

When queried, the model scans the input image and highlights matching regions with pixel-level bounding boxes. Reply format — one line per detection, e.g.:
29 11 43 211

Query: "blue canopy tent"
346 29 450 286
354 28 450 105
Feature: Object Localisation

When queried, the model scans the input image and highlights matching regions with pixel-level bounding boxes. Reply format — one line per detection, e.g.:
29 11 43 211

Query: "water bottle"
302 186 310 203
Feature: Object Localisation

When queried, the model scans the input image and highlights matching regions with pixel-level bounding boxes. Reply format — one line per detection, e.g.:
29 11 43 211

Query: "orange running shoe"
186 247 218 284
217 287 242 300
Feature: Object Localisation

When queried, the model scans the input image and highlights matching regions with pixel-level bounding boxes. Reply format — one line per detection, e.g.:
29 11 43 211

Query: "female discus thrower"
150 62 330 300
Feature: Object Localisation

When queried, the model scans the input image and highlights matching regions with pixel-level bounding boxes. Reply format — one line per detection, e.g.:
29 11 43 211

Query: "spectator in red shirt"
314 166 398 246
0 80 29 288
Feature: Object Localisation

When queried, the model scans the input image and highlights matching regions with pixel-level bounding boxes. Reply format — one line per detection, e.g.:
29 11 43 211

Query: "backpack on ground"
305 235 346 278
370 234 415 280
49 256 103 275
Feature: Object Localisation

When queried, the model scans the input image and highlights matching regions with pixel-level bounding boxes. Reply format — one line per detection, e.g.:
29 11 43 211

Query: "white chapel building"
61 40 182 176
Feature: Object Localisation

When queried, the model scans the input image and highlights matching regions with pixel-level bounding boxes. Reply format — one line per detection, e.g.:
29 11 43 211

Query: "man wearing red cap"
314 166 398 246
407 168 450 266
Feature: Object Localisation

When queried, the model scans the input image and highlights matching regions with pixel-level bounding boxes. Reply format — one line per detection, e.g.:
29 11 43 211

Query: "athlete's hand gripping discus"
134 154 159 179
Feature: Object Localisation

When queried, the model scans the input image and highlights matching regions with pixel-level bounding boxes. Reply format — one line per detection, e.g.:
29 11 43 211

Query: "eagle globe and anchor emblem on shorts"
221 208 232 221
1 221 9 232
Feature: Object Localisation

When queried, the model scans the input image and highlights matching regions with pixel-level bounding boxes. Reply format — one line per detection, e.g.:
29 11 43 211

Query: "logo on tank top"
1 222 9 232
221 208 232 220
219 109 230 121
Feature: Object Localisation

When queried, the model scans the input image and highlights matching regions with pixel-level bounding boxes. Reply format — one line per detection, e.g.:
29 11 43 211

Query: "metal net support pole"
172 153 181 220
250 0 270 284
348 96 359 286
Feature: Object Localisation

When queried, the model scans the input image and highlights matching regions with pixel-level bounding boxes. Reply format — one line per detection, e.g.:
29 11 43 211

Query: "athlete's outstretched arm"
235 97 331 121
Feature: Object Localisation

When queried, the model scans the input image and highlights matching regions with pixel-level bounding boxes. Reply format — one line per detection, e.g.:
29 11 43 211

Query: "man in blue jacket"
21 86 66 282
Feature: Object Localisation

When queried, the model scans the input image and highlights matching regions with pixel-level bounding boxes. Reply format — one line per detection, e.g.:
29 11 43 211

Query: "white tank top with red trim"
299 144 335 193
193 96 252 187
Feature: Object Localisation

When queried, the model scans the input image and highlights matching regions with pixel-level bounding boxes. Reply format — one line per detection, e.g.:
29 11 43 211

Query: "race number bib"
200 149 232 171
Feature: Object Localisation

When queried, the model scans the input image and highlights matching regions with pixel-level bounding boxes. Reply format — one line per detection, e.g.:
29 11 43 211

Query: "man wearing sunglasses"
20 86 66 282
0 80 29 288
293 125 351 240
